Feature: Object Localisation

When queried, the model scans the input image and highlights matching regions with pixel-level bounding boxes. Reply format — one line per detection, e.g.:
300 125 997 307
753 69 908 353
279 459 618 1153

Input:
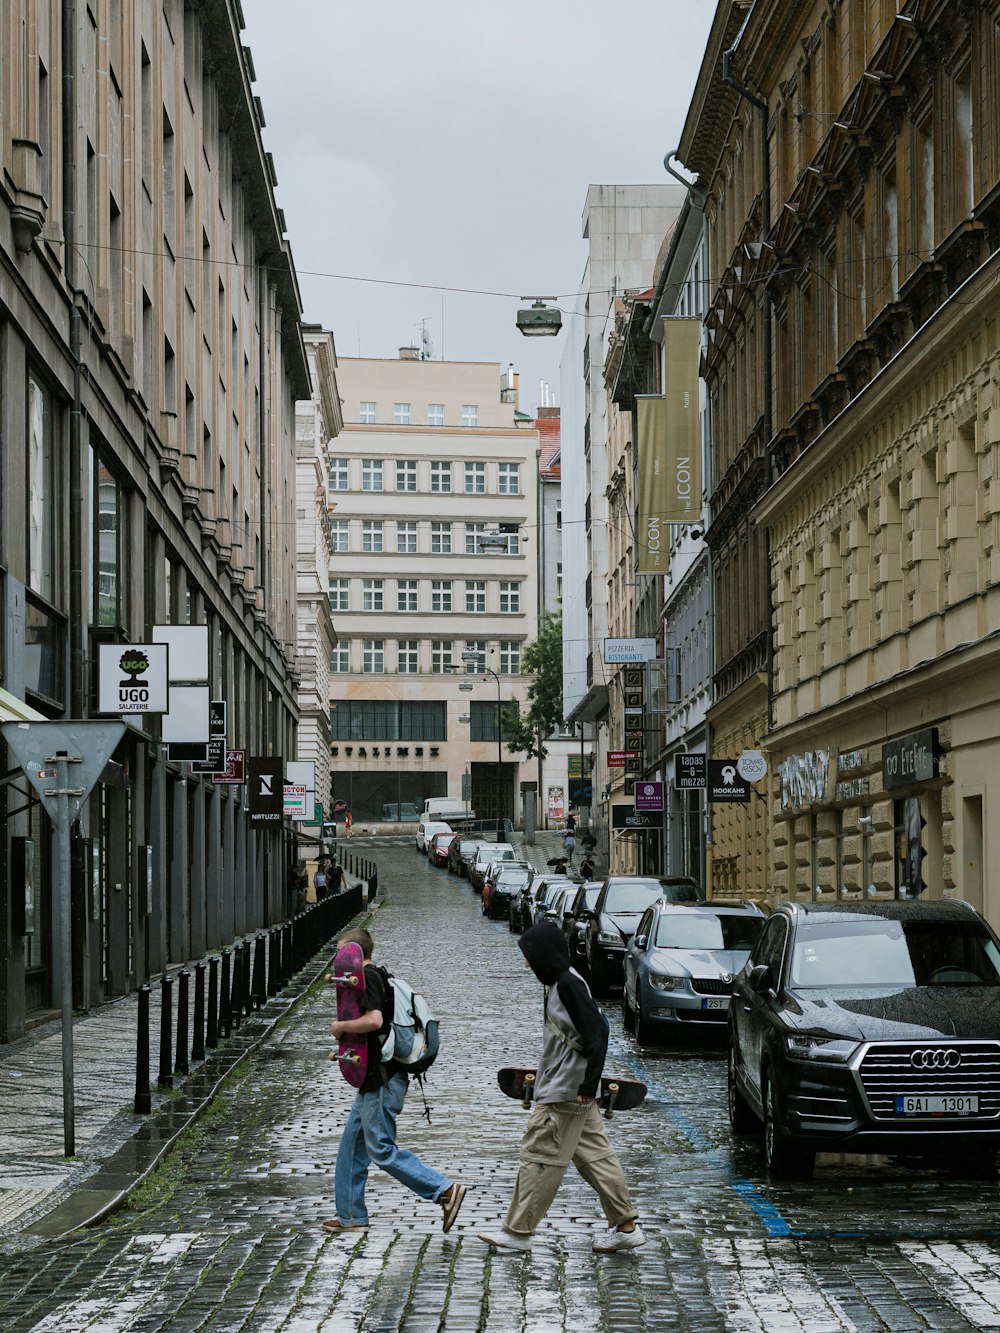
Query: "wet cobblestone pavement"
5 843 1000 1329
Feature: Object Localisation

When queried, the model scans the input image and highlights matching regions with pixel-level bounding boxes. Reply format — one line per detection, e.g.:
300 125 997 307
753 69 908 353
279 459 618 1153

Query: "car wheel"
634 991 655 1046
727 1042 758 1134
762 1071 815 1177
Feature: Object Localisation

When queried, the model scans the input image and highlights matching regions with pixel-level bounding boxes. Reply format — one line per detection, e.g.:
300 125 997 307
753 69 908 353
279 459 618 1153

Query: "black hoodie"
519 923 609 1100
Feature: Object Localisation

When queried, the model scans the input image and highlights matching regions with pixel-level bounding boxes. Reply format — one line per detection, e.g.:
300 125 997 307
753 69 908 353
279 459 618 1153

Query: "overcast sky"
241 1 715 415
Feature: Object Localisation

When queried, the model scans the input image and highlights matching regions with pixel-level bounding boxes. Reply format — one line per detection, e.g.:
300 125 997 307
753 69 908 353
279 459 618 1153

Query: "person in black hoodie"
479 922 644 1252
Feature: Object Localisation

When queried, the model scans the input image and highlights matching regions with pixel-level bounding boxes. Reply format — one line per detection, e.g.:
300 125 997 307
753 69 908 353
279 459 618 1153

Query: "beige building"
294 329 343 839
327 353 540 828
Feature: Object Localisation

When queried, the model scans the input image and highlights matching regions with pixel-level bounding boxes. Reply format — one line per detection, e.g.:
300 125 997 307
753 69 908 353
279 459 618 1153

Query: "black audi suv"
728 899 1000 1176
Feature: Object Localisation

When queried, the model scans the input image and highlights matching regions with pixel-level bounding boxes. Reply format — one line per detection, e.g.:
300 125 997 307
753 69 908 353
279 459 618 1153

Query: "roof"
535 413 561 475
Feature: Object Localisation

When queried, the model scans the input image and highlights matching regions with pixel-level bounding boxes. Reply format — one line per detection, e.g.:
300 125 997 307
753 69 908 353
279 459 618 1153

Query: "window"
499 581 520 613
427 403 445 426
466 522 486 553
329 578 349 612
363 640 384 673
499 640 521 674
359 401 376 424
498 463 520 495
397 579 418 612
394 402 411 425
471 698 517 742
28 372 59 604
464 640 487 670
330 519 349 552
431 640 454 673
362 459 383 492
330 699 447 741
363 579 384 612
362 520 383 552
432 580 452 612
465 462 485 493
93 456 127 627
500 522 520 555
397 640 419 673
396 460 417 492
330 644 350 673
328 457 349 490
431 461 452 493
431 521 452 554
397 521 417 553
462 404 479 427
465 581 486 613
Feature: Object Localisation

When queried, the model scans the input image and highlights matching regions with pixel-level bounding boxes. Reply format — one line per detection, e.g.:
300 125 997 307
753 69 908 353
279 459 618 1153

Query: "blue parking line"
610 1046 796 1238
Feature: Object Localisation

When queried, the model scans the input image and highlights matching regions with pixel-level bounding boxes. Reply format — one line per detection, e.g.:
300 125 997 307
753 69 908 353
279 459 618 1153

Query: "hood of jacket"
519 922 571 986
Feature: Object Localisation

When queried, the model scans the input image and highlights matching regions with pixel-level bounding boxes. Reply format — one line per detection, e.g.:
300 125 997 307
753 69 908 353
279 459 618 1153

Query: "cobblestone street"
5 843 1000 1330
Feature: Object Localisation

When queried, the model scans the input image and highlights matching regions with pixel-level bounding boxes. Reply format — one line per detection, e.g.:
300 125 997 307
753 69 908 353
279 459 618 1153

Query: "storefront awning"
0 686 46 723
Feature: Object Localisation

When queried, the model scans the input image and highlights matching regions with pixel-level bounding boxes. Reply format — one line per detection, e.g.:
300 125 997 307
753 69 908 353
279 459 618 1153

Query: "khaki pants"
504 1100 637 1237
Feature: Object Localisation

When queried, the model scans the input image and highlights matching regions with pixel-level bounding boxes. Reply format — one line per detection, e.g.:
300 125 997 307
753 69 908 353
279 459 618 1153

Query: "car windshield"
655 914 763 951
604 881 670 914
789 917 1000 988
459 840 480 854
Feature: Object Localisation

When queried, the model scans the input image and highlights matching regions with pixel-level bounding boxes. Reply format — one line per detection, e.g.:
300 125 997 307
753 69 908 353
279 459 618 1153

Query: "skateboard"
327 941 368 1088
497 1067 647 1119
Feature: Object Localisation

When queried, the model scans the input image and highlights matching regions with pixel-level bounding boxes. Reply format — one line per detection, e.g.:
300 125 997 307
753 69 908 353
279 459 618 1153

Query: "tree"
503 609 564 760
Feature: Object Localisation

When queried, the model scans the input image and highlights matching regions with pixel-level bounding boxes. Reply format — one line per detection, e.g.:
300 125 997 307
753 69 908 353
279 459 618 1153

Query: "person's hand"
330 1021 346 1039
576 1094 594 1105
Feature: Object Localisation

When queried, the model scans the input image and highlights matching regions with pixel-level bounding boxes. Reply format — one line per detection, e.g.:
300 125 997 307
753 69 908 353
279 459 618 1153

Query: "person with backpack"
478 921 644 1253
562 829 577 867
325 927 465 1236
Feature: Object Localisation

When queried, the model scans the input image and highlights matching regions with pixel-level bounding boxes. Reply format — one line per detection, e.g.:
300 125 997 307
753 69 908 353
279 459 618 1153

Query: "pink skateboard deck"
329 941 368 1088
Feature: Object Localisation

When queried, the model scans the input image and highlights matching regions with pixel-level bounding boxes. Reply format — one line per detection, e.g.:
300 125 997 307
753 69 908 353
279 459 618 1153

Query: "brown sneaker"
440 1183 467 1233
322 1218 369 1234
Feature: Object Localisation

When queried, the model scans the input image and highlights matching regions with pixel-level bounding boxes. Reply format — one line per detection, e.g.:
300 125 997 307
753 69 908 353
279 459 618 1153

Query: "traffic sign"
2 720 126 824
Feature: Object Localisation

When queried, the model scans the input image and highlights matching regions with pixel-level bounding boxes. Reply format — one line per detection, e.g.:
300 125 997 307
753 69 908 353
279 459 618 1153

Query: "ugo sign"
98 644 169 714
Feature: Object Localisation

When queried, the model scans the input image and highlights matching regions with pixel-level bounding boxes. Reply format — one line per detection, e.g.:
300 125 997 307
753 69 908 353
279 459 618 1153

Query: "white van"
422 798 475 819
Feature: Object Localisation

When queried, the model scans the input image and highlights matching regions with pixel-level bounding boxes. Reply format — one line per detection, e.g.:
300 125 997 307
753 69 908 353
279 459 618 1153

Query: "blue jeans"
334 1071 451 1224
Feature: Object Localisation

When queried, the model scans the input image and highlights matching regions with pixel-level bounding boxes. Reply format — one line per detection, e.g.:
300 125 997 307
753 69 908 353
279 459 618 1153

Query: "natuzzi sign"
882 728 940 791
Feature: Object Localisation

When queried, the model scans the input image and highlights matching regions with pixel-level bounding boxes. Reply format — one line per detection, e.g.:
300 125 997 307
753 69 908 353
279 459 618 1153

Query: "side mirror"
633 934 648 950
748 963 774 995
579 908 594 921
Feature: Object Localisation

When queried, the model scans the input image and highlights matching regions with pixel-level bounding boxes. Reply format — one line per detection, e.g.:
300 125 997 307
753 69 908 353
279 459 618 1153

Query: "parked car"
428 831 455 868
382 802 420 822
510 874 570 934
623 902 764 1043
416 818 453 853
584 876 704 995
482 865 533 920
531 877 578 928
447 834 485 878
728 899 1000 1178
468 843 516 893
563 881 603 966
538 884 577 931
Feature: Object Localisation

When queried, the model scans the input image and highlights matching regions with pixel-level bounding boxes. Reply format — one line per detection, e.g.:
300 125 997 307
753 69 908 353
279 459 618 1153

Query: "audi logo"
910 1048 962 1070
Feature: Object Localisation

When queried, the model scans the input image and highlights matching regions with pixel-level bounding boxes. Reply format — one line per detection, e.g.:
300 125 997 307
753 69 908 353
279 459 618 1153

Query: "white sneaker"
593 1224 646 1252
478 1228 532 1252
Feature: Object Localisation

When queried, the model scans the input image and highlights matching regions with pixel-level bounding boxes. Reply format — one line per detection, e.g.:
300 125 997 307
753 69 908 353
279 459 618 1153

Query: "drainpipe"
63 0 85 720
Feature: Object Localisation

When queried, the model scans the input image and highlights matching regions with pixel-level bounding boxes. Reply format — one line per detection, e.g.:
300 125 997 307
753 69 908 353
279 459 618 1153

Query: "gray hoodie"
518 923 609 1102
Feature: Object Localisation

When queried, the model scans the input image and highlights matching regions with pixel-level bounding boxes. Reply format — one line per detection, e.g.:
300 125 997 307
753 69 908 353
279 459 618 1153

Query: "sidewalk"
0 876 365 1244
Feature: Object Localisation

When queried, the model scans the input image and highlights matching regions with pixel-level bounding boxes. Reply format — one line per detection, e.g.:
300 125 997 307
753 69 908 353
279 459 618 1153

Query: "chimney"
399 346 420 360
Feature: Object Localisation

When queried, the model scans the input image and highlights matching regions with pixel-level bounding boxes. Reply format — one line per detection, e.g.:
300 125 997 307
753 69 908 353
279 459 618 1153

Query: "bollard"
175 969 190 1075
242 938 253 1015
134 984 152 1114
219 949 232 1038
207 956 219 1049
267 930 279 997
192 961 206 1062
251 933 266 1009
230 943 243 1030
368 869 378 904
158 974 174 1089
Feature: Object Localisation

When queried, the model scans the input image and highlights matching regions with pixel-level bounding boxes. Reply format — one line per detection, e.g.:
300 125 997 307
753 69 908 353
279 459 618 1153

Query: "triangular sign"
2 720 127 824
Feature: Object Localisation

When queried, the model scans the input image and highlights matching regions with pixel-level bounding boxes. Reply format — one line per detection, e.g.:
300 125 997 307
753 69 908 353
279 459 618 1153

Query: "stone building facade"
0 0 307 1038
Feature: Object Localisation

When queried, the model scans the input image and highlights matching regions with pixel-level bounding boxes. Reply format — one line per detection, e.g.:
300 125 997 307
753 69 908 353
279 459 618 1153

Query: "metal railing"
134 873 374 1114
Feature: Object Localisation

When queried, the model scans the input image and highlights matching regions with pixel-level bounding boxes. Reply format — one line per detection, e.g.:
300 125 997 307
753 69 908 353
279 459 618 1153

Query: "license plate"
894 1094 979 1115
701 996 729 1011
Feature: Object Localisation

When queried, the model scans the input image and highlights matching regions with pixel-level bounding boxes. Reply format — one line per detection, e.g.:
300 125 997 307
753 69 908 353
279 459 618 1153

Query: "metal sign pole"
54 751 76 1156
